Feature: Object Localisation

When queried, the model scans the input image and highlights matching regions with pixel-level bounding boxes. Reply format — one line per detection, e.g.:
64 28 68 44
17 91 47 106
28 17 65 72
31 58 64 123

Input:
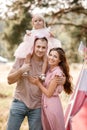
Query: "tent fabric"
71 95 87 130
65 68 87 130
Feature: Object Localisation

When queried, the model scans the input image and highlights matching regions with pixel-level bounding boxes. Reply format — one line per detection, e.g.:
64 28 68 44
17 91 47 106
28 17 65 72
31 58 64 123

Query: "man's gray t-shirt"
13 57 43 109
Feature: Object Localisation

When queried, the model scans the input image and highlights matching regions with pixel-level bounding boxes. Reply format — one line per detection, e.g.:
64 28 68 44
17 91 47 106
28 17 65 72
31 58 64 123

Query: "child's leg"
23 54 31 76
42 58 48 74
39 56 48 81
25 53 31 64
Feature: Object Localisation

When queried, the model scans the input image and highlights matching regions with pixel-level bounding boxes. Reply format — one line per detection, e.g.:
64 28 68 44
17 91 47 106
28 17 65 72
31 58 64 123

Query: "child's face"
32 16 45 29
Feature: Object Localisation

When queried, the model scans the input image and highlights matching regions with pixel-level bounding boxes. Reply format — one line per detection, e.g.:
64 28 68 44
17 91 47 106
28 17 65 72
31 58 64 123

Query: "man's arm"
7 63 30 84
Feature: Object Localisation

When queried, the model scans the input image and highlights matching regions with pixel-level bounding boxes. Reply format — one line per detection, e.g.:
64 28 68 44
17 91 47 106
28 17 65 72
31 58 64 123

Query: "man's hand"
28 76 41 86
20 63 31 73
54 75 66 85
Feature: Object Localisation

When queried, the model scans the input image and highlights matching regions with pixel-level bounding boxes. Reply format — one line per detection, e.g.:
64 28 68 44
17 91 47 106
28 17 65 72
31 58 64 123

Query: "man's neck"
32 54 43 62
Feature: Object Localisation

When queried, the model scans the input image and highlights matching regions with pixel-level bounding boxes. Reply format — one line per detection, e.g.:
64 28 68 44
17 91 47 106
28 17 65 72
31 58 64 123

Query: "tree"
0 0 87 61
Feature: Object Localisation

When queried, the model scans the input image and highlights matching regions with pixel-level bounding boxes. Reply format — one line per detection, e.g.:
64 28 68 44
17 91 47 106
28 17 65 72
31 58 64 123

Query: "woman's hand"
28 76 41 86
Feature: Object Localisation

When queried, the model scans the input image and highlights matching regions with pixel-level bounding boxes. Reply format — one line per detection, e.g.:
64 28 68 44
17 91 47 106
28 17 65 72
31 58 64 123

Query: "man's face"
34 39 48 58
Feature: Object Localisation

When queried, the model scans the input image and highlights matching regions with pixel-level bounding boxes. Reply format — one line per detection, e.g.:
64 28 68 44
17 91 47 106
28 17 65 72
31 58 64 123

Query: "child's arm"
47 27 55 37
24 54 31 64
49 32 55 37
39 54 48 81
26 30 31 36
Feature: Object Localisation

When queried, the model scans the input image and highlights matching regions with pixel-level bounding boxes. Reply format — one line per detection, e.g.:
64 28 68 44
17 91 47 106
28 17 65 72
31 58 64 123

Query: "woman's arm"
38 78 59 97
7 63 30 84
29 76 59 97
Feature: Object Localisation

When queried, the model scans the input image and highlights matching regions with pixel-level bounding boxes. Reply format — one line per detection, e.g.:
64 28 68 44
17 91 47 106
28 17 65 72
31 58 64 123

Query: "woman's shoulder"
53 66 63 76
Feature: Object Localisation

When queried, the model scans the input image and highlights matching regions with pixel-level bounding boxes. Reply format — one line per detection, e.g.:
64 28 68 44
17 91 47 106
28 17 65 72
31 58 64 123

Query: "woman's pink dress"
42 66 65 130
14 28 61 58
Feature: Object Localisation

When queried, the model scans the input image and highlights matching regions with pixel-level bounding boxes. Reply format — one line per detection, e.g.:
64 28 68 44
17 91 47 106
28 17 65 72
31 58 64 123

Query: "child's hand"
49 32 54 37
26 30 31 36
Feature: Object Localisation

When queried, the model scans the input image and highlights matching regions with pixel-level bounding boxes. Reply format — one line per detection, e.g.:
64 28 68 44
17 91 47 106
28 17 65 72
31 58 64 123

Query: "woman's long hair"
49 48 73 94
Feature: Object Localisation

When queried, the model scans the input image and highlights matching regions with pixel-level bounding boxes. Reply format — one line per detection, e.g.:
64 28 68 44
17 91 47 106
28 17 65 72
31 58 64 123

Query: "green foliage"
2 0 32 57
48 10 87 63
5 12 32 46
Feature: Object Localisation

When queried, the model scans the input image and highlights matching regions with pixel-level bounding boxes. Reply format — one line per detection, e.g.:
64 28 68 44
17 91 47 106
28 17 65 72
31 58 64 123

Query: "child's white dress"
14 28 61 58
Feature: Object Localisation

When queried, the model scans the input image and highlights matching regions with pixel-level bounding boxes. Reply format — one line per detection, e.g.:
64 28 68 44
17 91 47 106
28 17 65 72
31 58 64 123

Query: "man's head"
33 37 48 59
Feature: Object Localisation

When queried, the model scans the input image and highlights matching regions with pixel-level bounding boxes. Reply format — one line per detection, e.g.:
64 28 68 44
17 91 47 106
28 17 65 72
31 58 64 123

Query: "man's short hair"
34 37 48 44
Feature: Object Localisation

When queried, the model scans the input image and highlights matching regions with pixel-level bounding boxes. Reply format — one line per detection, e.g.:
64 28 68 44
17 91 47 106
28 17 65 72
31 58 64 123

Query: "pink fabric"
70 96 87 130
42 66 65 130
65 91 86 130
14 28 61 58
65 69 87 130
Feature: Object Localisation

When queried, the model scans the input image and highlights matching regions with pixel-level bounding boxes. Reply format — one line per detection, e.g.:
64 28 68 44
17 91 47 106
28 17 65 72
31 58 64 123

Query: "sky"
0 0 87 19
0 0 16 18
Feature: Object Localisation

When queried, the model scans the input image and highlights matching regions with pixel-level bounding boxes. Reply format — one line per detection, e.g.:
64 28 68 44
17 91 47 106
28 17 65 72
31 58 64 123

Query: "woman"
29 47 72 130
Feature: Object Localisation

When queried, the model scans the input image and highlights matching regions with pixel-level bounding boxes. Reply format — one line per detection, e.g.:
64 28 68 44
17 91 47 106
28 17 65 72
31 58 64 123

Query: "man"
7 37 65 130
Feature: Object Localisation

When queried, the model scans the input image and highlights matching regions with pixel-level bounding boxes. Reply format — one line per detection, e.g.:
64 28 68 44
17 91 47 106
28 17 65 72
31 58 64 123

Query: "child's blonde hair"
32 13 46 29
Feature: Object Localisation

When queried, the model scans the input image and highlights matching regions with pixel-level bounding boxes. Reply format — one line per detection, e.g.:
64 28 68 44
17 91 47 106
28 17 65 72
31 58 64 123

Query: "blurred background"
0 0 87 129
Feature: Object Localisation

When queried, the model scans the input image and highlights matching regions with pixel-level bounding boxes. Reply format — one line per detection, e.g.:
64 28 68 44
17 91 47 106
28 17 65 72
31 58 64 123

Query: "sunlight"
82 0 87 9
0 0 15 18
0 0 87 19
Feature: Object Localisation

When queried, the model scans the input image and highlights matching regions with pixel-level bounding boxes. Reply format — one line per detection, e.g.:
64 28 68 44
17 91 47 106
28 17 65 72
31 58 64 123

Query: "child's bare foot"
39 74 46 82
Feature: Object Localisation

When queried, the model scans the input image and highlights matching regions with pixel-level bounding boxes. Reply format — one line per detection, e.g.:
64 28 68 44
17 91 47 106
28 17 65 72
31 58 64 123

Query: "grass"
0 82 29 130
0 62 82 130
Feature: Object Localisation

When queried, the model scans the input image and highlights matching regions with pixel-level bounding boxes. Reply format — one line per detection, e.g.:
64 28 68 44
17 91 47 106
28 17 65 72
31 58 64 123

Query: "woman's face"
48 50 61 67
32 16 44 29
